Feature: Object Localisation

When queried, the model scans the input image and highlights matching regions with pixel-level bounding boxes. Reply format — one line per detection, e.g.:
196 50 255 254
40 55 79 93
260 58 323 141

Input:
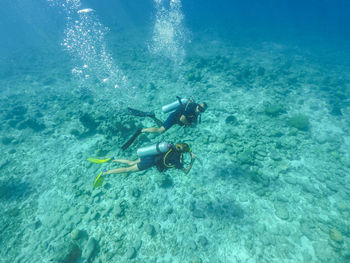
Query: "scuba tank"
137 142 172 157
162 98 189 113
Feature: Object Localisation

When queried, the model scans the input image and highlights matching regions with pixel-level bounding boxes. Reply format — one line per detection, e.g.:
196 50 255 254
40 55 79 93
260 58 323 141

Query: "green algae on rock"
264 104 285 117
274 202 290 220
288 114 310 131
329 228 343 243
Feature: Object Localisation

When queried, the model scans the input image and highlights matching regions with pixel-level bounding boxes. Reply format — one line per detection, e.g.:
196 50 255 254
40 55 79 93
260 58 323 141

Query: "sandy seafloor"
1 28 350 263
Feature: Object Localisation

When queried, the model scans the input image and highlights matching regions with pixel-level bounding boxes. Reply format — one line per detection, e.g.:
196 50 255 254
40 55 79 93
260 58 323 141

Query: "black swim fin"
121 128 142 151
127 107 155 118
127 107 163 127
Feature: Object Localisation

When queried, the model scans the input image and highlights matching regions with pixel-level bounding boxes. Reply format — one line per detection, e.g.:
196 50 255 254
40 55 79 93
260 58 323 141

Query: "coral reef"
288 114 310 131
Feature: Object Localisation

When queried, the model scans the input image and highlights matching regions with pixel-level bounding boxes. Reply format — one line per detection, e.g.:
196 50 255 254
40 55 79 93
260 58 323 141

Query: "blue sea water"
1 0 350 262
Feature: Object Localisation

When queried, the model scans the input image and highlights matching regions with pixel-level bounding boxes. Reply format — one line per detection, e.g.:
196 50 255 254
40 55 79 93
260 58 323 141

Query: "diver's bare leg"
104 164 140 175
112 158 140 165
141 126 165 134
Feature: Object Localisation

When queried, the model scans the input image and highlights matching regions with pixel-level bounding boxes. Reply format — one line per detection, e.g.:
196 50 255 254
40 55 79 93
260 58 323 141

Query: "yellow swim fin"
87 157 112 164
93 171 105 189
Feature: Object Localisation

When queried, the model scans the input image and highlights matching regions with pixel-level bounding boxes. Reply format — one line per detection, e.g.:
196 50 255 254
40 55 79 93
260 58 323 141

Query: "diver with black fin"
122 107 163 150
122 97 207 150
143 97 207 134
90 142 196 188
126 107 163 127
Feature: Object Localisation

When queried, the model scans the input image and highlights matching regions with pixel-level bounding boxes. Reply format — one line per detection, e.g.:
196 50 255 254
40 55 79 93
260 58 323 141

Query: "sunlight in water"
150 0 189 66
48 0 134 105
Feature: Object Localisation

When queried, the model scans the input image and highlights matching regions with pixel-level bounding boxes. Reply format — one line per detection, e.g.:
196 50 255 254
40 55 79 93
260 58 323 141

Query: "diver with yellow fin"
122 97 207 150
89 142 196 189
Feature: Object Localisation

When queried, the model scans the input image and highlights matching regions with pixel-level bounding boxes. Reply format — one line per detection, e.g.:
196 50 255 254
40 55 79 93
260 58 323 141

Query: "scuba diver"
89 142 196 188
142 98 207 134
122 97 207 150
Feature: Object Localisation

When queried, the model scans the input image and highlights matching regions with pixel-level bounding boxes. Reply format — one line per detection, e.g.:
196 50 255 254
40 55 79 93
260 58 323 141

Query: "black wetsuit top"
162 102 198 130
156 147 184 172
137 147 184 172
181 102 198 124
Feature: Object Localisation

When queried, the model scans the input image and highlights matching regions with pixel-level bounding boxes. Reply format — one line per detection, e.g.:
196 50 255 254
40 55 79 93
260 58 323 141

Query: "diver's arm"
179 115 190 125
183 153 196 174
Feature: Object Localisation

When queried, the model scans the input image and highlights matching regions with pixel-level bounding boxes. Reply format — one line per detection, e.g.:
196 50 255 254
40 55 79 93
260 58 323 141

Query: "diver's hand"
183 154 196 174
180 115 190 125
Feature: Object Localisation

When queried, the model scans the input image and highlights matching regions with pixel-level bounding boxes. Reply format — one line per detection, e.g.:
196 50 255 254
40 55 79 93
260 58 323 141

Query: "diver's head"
175 143 191 153
196 102 208 114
